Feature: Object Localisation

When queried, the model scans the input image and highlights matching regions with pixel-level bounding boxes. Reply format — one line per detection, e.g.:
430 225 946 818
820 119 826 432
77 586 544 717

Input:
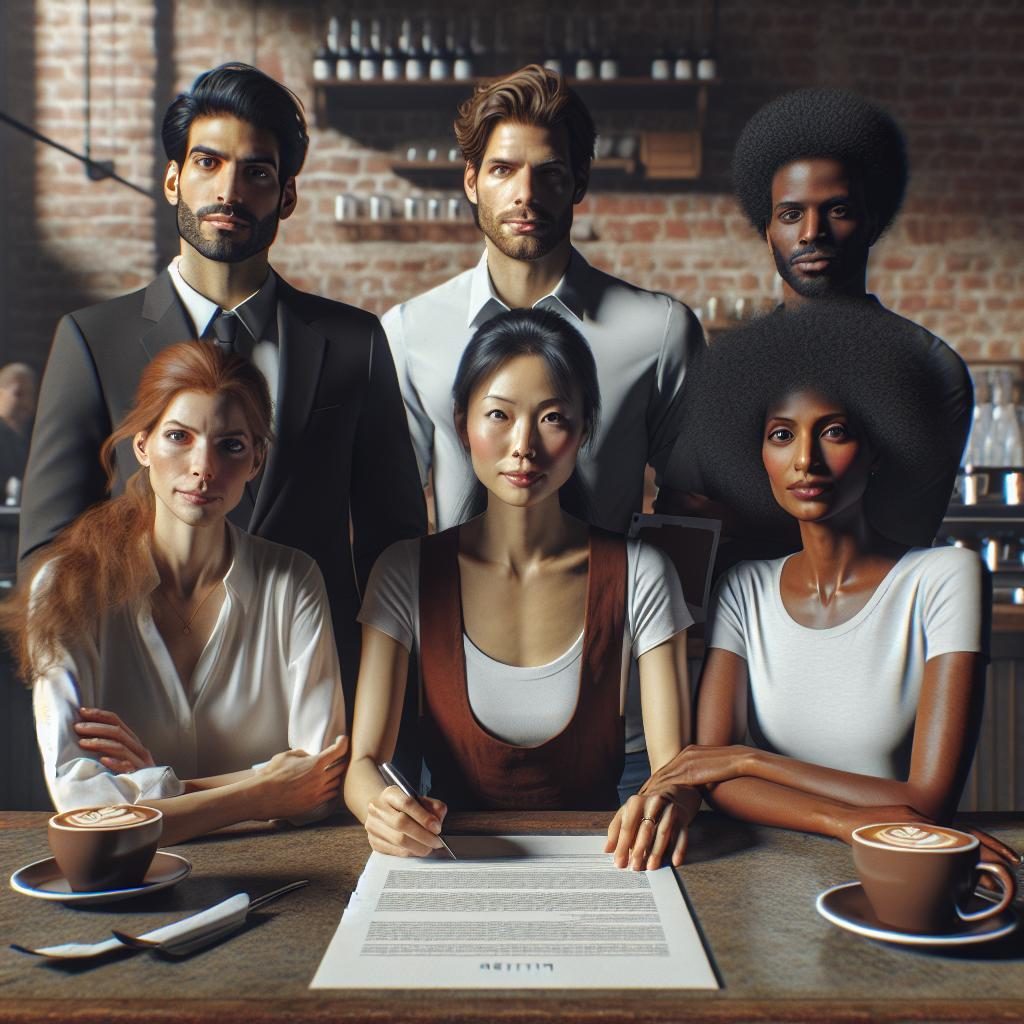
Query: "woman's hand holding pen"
365 786 449 857
605 785 702 871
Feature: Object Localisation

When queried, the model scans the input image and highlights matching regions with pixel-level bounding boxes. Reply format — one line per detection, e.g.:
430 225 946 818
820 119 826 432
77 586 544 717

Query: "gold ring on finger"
641 816 658 826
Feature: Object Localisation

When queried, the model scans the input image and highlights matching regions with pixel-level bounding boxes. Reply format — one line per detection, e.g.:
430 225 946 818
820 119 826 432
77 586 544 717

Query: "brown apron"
418 526 626 810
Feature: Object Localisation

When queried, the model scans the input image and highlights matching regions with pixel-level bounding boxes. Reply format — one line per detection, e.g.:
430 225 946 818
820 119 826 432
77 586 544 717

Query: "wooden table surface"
2 810 1023 1023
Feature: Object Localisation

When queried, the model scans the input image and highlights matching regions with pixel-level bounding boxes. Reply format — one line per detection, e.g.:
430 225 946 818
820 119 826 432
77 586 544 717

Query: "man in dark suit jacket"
20 64 426 708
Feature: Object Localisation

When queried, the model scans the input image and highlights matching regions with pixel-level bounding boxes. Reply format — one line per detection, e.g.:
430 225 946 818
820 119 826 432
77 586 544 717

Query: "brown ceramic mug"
47 804 163 892
852 822 1015 934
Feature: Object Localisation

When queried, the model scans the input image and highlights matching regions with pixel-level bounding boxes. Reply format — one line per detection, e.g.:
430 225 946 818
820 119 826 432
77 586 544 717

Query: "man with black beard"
20 63 425 706
382 65 705 802
660 88 972 551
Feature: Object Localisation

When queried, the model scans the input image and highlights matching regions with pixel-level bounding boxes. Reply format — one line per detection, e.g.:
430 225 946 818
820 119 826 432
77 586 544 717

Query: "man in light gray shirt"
383 65 703 534
382 65 704 796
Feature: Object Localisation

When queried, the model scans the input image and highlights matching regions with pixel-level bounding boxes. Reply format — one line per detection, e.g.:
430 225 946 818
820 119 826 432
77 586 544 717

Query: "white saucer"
816 881 1018 947
9 851 192 905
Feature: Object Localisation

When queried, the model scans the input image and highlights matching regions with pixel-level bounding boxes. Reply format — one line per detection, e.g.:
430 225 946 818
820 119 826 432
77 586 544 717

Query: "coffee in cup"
852 822 1015 933
47 804 163 892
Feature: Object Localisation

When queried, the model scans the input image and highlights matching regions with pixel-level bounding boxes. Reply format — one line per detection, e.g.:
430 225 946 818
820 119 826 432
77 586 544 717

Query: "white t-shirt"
358 537 692 746
32 524 347 811
707 545 983 780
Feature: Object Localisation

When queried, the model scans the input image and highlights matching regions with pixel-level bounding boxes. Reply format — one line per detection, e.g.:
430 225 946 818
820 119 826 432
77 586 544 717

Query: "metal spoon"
12 881 309 960
112 880 309 956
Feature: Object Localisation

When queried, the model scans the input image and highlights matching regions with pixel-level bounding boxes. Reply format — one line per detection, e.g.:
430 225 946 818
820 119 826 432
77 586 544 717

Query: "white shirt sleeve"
627 539 694 659
284 559 348 753
706 565 750 660
921 545 983 659
357 538 420 652
381 304 433 488
648 298 705 481
33 660 185 812
28 562 184 812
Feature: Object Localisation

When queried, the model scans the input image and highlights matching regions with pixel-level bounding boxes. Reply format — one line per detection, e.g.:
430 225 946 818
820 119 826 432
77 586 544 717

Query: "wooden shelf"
333 219 479 243
314 76 713 119
313 75 714 186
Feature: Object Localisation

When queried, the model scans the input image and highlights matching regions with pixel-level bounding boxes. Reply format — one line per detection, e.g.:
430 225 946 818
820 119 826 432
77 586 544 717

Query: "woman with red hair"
3 342 346 845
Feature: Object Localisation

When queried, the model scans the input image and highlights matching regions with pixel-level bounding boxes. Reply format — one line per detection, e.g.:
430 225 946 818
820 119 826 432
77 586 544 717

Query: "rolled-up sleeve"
33 662 184 811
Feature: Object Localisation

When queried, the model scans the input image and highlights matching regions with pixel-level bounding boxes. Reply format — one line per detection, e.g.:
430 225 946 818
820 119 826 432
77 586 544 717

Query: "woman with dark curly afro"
642 303 1017 869
661 88 971 552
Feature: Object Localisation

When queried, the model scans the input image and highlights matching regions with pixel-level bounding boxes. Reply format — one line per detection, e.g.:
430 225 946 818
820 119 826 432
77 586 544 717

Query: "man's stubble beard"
474 196 573 262
770 237 870 300
176 193 281 264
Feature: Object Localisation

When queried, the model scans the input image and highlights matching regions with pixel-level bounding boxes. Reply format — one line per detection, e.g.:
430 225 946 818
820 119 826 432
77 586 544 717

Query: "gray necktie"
211 310 239 355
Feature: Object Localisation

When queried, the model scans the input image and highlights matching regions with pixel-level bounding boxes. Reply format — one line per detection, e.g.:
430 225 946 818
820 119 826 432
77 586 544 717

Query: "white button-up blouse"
32 524 346 811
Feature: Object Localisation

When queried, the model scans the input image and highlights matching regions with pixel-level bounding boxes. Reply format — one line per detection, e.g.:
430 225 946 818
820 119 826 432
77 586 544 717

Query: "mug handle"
956 862 1016 923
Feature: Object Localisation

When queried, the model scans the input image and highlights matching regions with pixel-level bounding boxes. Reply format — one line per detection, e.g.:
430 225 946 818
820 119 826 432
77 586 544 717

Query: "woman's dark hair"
732 88 908 237
162 63 309 183
452 308 601 521
677 301 953 545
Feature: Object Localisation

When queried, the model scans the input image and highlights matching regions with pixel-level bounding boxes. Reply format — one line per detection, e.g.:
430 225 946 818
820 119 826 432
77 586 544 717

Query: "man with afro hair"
659 88 971 553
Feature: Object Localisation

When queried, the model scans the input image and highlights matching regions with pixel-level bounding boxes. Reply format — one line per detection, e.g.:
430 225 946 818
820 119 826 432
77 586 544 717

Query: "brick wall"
2 0 1022 370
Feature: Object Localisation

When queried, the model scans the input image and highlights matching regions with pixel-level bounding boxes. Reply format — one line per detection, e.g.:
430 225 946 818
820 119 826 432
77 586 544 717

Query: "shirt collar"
466 247 589 330
167 257 277 342
140 521 255 610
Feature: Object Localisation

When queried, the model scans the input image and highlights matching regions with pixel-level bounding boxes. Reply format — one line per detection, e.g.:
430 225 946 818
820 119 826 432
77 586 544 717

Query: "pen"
378 761 457 860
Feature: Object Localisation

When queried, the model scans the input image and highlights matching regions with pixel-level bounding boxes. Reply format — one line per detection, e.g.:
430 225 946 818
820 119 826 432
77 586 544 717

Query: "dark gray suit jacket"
20 270 427 712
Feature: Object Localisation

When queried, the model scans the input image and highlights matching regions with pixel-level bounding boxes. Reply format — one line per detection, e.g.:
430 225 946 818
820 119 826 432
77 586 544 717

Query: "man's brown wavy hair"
454 64 596 195
1 342 271 684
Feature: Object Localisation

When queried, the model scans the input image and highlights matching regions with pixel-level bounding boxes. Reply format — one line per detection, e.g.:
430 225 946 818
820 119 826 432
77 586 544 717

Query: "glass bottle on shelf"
965 371 991 466
674 45 694 81
543 14 564 75
429 19 454 80
359 19 383 81
313 18 336 82
599 20 620 80
382 19 403 81
313 43 334 82
404 19 427 80
334 18 357 81
574 17 597 80
650 44 672 80
696 47 717 80
453 25 474 80
983 370 1020 466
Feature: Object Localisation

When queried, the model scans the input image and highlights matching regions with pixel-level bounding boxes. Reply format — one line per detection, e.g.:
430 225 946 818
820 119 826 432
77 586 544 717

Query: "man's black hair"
732 88 908 237
678 301 950 544
162 63 309 182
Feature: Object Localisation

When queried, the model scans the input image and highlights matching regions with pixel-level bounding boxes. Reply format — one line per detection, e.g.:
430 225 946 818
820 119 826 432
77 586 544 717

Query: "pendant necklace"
158 581 222 634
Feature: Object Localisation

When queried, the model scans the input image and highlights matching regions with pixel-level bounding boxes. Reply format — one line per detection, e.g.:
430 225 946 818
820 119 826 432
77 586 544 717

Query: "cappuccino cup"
852 822 1015 934
48 804 163 892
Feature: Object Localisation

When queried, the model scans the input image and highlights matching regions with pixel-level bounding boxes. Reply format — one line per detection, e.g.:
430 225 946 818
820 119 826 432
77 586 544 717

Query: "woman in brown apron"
345 309 699 870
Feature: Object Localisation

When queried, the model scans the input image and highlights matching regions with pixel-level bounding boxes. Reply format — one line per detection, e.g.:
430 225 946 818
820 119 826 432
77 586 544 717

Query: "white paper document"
311 834 718 989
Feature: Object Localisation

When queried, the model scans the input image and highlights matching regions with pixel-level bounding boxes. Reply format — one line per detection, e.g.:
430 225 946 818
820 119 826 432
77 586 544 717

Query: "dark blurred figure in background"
0 363 38 492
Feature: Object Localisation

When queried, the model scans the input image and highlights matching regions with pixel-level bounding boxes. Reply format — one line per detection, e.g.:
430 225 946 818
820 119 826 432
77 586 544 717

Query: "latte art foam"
59 805 156 829
866 825 967 850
